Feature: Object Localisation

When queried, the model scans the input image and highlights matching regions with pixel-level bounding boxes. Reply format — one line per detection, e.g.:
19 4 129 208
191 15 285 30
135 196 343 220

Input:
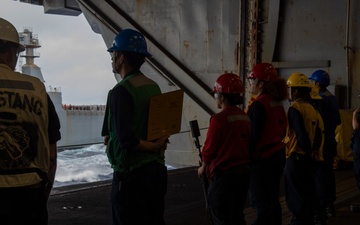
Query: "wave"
54 144 112 187
54 144 176 187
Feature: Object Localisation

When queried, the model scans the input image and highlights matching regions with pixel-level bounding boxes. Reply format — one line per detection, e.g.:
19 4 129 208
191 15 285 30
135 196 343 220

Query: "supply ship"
18 28 105 148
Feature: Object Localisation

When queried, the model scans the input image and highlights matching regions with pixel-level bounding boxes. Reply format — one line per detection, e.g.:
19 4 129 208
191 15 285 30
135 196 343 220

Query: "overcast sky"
0 1 116 105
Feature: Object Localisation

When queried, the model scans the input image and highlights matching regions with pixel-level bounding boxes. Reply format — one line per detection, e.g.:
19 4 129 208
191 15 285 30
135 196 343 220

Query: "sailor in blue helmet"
102 29 170 225
308 70 341 219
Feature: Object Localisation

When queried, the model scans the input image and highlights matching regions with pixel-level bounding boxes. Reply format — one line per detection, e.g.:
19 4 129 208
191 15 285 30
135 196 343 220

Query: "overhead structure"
17 0 360 166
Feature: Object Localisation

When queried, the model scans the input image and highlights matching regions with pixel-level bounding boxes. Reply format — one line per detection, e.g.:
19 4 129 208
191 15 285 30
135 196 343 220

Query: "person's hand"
198 165 205 178
156 135 170 151
312 151 321 161
44 182 53 201
355 108 360 114
103 135 109 146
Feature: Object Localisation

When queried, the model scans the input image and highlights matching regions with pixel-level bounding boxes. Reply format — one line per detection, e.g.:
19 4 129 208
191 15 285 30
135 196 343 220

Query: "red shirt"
202 106 251 178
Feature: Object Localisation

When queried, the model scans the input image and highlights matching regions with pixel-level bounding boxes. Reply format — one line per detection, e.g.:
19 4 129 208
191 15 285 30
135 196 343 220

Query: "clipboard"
147 89 184 141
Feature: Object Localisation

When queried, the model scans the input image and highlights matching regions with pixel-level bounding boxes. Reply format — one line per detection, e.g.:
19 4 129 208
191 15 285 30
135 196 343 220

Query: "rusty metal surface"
20 0 360 166
75 0 245 166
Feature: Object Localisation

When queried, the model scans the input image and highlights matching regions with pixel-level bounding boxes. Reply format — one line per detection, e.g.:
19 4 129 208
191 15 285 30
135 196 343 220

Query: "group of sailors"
198 63 343 225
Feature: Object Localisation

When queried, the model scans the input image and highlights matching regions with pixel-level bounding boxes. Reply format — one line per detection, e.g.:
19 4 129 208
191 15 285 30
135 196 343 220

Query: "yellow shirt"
0 64 50 187
284 98 324 160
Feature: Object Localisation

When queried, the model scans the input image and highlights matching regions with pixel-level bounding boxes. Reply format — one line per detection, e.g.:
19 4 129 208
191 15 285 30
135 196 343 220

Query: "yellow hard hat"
287 72 311 88
310 83 322 99
0 18 25 52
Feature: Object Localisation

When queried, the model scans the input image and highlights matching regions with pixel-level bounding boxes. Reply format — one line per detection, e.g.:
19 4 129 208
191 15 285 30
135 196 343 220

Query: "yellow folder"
147 89 184 141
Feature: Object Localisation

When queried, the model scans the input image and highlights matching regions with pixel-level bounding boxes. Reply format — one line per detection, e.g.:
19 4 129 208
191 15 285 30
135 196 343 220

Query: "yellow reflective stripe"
269 100 283 107
129 74 157 88
227 114 250 122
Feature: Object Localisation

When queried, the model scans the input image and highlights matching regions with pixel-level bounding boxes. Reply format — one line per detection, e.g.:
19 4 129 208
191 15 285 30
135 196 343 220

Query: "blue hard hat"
309 70 330 87
107 29 151 57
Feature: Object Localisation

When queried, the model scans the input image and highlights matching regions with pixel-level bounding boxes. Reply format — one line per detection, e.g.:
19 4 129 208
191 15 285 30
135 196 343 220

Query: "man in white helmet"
0 18 61 225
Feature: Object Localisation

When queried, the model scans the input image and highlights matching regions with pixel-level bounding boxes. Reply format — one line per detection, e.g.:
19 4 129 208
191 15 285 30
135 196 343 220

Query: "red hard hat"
213 73 244 94
248 63 278 81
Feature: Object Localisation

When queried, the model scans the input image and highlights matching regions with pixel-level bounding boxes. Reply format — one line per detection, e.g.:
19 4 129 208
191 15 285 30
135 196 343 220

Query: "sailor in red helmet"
247 63 288 225
198 73 251 225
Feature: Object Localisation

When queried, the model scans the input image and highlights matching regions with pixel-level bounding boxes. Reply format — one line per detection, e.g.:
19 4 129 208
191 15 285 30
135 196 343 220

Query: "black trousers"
315 138 337 208
110 162 167 225
249 149 285 225
208 164 250 225
284 154 317 225
0 186 48 225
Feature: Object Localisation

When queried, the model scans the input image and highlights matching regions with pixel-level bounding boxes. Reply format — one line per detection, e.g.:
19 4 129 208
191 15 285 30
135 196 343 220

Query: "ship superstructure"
15 0 360 167
18 29 105 148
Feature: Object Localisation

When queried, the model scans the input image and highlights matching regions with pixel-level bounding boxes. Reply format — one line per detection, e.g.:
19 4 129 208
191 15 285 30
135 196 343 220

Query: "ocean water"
55 144 112 187
54 144 177 188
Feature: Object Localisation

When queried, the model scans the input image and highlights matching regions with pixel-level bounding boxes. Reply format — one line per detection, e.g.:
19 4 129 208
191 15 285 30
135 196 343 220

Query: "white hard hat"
0 18 25 52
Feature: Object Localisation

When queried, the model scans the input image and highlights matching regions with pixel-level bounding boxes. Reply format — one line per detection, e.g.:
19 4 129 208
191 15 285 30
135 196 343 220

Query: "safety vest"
251 93 287 159
106 72 162 172
285 98 324 159
0 64 49 187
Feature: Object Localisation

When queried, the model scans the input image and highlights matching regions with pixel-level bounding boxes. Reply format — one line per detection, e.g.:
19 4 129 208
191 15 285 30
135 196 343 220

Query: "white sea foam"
54 144 112 187
54 144 177 187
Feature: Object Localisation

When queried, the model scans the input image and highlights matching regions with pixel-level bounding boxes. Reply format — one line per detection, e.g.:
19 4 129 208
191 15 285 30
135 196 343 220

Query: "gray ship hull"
48 91 105 148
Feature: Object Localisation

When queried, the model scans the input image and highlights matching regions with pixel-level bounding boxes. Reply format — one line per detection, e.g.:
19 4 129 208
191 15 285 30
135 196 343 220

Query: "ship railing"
62 104 106 111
